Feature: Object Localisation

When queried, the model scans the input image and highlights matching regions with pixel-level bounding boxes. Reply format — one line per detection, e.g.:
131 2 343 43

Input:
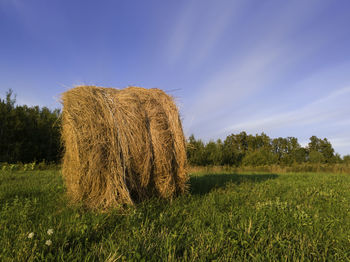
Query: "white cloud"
165 0 198 65
330 137 350 149
224 86 350 134
180 0 345 141
187 2 241 69
165 1 241 67
328 136 350 156
183 41 309 133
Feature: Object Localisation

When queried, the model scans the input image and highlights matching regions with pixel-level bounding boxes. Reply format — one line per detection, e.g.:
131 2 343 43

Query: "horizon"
1 0 350 155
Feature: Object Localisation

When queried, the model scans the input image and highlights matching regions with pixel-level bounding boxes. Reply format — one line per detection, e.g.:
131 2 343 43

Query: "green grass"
1 169 350 261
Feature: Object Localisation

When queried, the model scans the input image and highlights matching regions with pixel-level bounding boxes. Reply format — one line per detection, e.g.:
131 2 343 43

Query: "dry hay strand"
61 86 188 210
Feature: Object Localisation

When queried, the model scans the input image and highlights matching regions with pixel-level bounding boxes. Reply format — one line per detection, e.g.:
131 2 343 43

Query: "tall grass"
1 169 350 261
189 163 350 174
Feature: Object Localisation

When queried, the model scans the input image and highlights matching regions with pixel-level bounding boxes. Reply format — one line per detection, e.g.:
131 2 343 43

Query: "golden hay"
61 86 188 209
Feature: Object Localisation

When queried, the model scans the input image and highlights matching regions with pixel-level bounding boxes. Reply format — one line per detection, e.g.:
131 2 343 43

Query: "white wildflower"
28 232 34 239
45 239 52 246
47 229 54 235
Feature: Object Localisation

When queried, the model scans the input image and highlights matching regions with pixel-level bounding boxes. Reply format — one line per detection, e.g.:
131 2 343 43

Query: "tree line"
1 89 349 165
187 133 350 166
0 90 61 163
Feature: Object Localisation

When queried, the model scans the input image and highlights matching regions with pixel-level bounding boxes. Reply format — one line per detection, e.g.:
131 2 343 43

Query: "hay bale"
61 86 188 209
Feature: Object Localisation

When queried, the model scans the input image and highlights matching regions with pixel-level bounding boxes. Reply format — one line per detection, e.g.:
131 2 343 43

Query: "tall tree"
308 136 335 163
0 90 61 163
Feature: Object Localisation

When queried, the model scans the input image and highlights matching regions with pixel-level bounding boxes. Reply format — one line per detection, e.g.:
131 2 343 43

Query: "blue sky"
1 0 350 155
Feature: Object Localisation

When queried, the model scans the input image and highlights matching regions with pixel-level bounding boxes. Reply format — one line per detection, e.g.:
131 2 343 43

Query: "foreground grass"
1 170 350 261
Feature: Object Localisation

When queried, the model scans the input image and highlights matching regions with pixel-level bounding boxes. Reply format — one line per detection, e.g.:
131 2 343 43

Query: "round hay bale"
61 86 188 209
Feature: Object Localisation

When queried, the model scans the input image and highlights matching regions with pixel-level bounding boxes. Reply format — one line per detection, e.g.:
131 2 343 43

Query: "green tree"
308 136 335 163
309 151 324 163
222 132 249 166
242 149 277 166
0 89 61 163
187 135 206 166
343 155 350 164
204 140 223 165
293 147 308 163
272 137 301 165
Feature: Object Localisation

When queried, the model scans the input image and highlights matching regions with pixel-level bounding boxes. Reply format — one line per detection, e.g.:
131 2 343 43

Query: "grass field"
1 169 350 261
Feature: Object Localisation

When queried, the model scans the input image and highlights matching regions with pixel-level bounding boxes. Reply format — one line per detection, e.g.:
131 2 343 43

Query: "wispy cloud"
219 83 350 156
179 0 345 141
330 137 350 154
224 86 350 133
187 2 241 69
165 0 198 65
180 1 332 128
166 1 241 67
188 45 287 114
183 41 321 134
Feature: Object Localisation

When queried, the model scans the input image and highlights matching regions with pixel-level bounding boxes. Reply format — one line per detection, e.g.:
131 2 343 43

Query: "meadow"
1 169 350 261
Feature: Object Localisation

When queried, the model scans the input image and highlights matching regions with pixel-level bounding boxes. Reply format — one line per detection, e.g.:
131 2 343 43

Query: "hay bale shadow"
190 173 279 195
